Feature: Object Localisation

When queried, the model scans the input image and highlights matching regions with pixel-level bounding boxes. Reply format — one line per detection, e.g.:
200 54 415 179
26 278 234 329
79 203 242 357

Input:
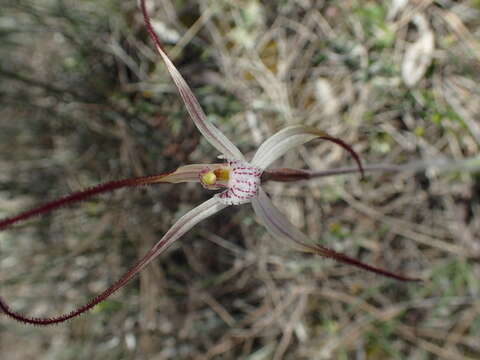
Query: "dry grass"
1 0 479 359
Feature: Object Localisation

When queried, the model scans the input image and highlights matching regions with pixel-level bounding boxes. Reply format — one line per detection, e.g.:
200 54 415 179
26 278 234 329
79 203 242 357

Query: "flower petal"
140 196 228 266
251 188 419 282
140 1 244 160
251 126 364 177
0 196 228 325
0 168 211 232
156 164 224 183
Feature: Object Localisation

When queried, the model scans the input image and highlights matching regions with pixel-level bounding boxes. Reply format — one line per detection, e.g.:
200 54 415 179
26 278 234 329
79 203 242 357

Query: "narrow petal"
0 170 194 231
158 164 223 183
251 125 364 177
0 165 226 231
251 188 419 282
140 1 244 160
0 197 228 325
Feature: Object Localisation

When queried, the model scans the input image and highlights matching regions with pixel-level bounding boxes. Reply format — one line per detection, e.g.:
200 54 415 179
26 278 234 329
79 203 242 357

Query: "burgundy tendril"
261 134 365 183
303 243 421 282
0 172 173 231
317 135 365 179
0 171 174 325
0 242 165 325
141 0 165 54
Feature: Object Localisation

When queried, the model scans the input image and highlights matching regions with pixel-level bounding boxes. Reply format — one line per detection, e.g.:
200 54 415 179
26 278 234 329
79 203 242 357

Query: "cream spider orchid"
0 0 419 326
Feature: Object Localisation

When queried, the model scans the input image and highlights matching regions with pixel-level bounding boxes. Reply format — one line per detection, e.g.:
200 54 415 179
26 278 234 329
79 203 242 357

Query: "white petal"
251 188 310 249
158 164 224 183
252 188 418 281
252 125 364 177
159 52 244 161
251 126 330 169
141 3 244 160
104 197 227 298
0 196 228 325
146 197 228 260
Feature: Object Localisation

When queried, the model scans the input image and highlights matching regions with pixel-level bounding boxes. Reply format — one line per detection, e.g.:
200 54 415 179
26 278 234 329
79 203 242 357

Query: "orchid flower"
0 1 419 326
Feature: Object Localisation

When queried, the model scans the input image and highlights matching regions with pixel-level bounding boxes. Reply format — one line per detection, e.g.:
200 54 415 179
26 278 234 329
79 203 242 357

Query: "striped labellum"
216 160 263 205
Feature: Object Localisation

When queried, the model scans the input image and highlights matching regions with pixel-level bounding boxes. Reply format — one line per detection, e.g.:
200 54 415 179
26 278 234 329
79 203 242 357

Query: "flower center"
199 160 263 204
216 160 263 205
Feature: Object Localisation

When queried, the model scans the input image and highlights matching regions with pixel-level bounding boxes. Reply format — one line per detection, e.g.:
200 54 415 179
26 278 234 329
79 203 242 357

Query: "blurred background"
1 0 479 359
